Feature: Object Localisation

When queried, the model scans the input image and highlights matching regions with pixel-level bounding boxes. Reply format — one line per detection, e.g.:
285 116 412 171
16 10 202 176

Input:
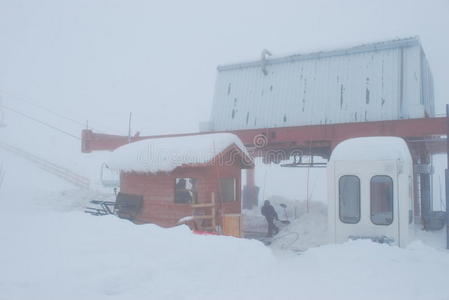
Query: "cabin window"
175 178 197 204
338 175 361 224
370 175 394 225
220 178 236 202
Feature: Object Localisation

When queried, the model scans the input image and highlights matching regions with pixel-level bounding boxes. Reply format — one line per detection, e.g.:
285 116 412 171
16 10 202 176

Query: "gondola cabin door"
330 160 401 245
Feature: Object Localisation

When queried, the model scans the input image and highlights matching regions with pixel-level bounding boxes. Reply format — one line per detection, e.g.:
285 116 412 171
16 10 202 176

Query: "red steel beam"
81 117 447 153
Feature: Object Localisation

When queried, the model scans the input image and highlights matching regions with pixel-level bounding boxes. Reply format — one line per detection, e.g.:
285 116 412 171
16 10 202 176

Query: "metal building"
80 37 446 229
209 37 434 131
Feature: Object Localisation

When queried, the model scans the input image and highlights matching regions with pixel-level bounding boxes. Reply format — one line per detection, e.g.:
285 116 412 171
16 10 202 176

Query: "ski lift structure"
280 152 327 168
100 163 120 188
79 37 449 248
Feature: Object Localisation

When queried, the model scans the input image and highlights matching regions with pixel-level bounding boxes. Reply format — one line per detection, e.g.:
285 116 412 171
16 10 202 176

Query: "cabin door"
334 160 400 244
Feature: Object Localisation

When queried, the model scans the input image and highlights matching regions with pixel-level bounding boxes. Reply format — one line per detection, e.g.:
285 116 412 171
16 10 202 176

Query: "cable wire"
0 103 81 140
0 90 116 133
0 90 86 127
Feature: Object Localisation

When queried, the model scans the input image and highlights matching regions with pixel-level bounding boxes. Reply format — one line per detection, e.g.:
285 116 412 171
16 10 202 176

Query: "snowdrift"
243 197 328 251
1 191 449 300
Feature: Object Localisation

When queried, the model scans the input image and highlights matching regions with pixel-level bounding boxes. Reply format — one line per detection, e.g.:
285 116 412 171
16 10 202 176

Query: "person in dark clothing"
261 200 279 237
175 179 193 204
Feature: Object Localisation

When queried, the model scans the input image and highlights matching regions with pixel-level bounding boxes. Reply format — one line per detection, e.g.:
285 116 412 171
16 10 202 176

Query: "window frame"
219 177 237 203
174 178 198 204
408 175 414 224
338 175 361 224
370 175 394 226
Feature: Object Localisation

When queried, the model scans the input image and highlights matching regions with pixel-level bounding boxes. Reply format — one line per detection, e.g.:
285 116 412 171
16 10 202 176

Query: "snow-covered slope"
1 190 449 300
243 197 329 251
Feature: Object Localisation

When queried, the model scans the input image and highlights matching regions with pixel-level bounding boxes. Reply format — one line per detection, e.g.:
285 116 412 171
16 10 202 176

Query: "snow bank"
1 191 449 300
330 136 412 162
243 198 328 251
0 210 273 300
272 201 328 251
1 209 449 300
108 133 250 173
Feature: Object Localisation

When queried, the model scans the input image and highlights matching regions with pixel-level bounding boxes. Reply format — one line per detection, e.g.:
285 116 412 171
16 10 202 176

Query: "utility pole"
445 104 449 249
128 112 132 143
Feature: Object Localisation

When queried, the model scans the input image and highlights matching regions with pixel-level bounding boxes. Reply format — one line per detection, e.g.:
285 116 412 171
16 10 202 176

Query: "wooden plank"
211 192 216 229
222 214 241 238
201 226 216 231
192 215 214 220
191 203 216 208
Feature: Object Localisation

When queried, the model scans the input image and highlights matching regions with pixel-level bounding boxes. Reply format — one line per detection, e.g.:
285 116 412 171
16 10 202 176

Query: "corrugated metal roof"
210 37 434 132
218 37 421 71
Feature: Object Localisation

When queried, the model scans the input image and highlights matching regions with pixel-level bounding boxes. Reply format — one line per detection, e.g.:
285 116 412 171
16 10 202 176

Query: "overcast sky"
0 0 448 199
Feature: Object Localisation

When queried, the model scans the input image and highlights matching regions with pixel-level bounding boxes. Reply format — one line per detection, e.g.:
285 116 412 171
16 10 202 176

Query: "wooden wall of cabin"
120 165 242 227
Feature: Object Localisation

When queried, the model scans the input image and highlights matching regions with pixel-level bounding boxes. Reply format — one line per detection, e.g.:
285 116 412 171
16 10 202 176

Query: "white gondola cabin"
327 137 414 247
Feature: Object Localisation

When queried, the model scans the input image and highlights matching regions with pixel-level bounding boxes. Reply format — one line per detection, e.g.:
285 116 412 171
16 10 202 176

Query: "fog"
0 0 448 201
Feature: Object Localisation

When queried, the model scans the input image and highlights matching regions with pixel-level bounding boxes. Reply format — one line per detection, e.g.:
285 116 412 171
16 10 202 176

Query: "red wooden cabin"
108 133 253 230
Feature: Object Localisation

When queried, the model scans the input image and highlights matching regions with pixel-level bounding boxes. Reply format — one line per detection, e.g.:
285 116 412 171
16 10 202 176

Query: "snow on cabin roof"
330 137 412 162
108 133 252 173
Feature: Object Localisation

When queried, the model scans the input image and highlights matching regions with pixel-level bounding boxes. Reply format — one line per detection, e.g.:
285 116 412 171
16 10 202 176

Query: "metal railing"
0 141 90 190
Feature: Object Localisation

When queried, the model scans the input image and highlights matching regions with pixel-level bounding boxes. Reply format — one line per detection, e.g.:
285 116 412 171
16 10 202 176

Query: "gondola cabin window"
338 175 361 224
370 175 394 225
175 178 197 204
220 178 236 202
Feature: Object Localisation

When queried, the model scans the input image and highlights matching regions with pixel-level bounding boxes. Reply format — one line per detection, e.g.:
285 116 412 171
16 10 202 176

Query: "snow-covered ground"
1 188 449 300
243 196 328 251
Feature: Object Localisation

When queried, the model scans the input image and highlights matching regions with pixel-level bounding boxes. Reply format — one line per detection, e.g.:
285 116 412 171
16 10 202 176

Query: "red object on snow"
193 230 219 236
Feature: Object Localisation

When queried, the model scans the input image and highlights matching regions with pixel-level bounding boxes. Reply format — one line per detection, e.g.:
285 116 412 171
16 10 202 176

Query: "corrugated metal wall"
420 50 435 117
210 38 434 131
